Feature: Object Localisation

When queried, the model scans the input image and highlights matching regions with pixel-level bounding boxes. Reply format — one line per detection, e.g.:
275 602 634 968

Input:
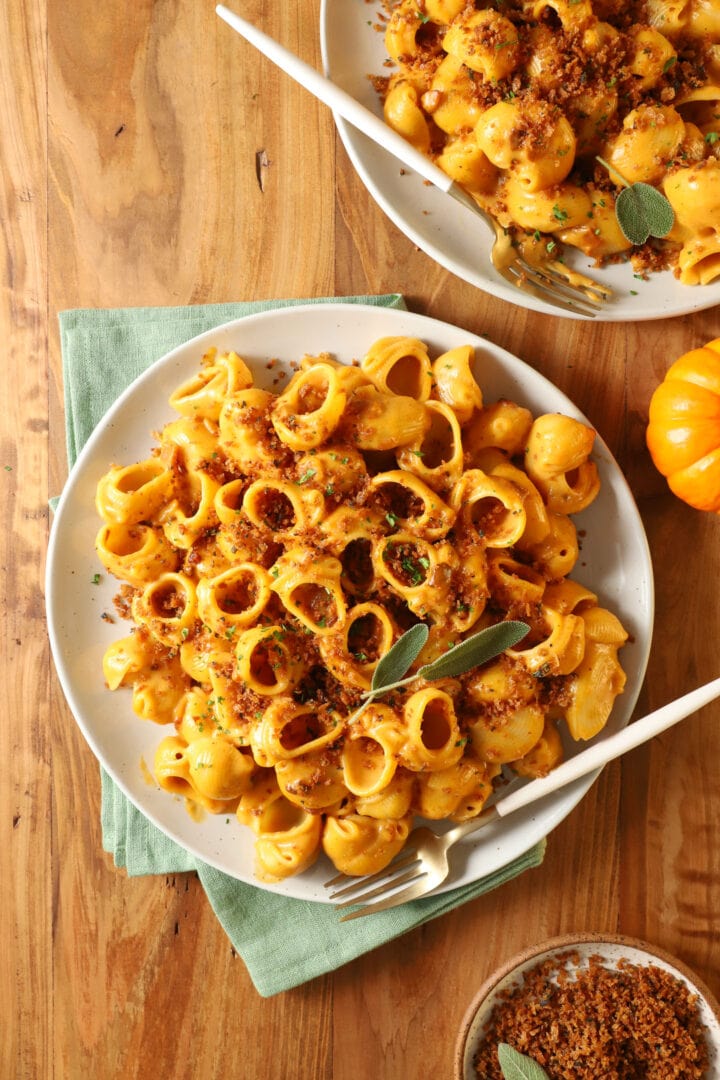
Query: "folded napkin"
58 294 546 997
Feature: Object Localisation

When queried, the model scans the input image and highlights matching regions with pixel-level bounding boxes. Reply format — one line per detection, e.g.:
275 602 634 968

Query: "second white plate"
320 1 720 323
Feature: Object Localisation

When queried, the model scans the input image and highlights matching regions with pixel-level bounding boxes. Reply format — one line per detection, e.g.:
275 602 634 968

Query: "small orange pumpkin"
646 338 720 514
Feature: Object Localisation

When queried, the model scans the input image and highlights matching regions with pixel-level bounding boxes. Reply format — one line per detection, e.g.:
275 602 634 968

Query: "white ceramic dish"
46 303 654 901
319 1 720 323
455 934 720 1078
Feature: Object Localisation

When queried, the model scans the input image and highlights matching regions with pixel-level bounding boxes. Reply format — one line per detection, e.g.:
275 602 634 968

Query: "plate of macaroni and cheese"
320 0 720 322
47 304 653 901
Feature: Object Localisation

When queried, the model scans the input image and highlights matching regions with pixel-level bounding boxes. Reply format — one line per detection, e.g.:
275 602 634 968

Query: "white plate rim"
46 302 654 902
319 0 720 324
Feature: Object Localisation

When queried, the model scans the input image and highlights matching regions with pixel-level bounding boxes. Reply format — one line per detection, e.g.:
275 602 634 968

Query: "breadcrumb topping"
472 950 710 1079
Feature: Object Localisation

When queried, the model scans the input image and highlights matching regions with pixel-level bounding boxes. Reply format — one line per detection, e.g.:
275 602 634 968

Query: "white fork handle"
215 4 454 194
496 676 720 819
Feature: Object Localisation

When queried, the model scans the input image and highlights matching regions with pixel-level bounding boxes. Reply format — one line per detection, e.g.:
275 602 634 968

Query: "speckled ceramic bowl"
454 933 720 1080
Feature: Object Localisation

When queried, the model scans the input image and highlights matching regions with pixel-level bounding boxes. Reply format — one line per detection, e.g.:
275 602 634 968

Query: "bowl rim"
453 932 720 1079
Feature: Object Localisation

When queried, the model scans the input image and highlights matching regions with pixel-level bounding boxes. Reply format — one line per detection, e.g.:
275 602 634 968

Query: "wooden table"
5 1 720 1076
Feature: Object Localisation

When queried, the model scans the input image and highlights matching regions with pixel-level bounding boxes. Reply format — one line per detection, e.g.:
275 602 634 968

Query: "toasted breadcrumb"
473 950 710 1079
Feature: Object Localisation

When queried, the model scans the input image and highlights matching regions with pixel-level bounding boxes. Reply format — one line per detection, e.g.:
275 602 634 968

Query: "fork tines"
324 848 427 920
509 261 606 318
542 262 612 304
532 262 611 307
325 848 421 900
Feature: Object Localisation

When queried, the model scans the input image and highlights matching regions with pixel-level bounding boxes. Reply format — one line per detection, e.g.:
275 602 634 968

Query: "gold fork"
325 675 720 920
449 184 610 316
216 5 610 318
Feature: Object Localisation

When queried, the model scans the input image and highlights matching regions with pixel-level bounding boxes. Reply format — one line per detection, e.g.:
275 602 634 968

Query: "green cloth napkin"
58 294 546 997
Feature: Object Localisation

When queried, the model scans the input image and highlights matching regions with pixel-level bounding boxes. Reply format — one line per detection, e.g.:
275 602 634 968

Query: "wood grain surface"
3 1 720 1077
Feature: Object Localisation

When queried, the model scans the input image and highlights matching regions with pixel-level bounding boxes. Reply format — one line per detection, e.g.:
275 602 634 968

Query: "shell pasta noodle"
376 0 720 285
96 338 629 882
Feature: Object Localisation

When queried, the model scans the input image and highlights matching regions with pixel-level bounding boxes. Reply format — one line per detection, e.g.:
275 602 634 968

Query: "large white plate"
47 303 654 902
320 1 720 323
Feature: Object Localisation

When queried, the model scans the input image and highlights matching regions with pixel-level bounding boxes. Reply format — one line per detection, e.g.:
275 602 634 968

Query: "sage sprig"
497 1043 550 1080
595 156 674 245
348 619 529 724
370 621 429 693
417 620 528 681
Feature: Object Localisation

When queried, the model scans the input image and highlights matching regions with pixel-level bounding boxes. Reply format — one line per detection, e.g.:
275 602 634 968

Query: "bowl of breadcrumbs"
455 934 720 1080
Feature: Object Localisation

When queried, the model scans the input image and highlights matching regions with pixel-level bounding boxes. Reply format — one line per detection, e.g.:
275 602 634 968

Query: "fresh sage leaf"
497 1043 550 1080
615 182 674 244
416 620 529 682
370 622 429 692
595 157 674 245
